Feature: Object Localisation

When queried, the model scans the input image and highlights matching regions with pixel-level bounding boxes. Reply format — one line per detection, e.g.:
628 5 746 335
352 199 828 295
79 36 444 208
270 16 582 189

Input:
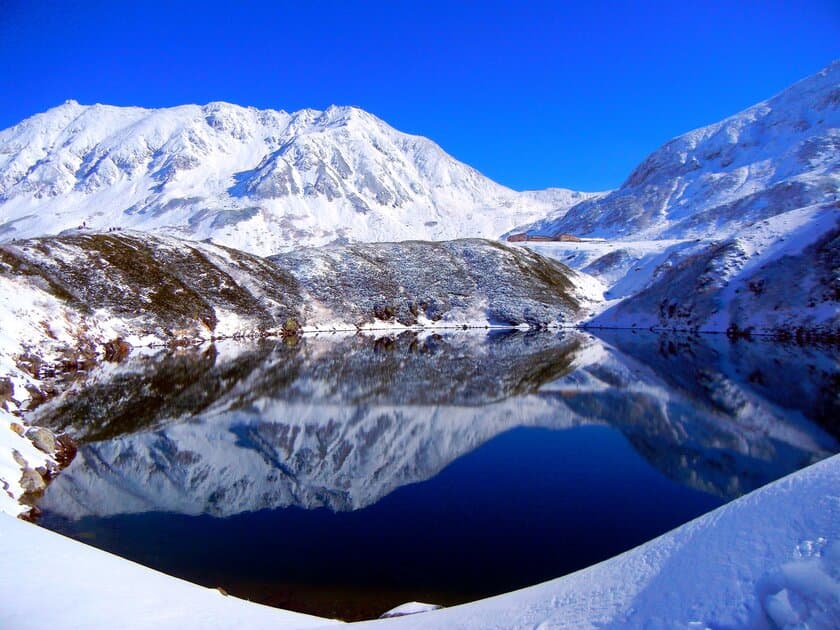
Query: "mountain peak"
518 60 839 241
0 100 584 255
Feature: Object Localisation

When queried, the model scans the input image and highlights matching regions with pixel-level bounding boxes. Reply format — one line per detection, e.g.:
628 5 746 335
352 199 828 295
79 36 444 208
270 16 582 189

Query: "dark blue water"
35 331 839 620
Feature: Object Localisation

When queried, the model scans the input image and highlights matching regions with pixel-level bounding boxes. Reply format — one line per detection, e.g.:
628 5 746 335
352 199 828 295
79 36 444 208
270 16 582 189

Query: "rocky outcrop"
271 239 593 329
1 400 77 517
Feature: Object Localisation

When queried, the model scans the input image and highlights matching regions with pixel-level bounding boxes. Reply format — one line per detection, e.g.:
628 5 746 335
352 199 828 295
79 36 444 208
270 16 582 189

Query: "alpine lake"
29 329 839 621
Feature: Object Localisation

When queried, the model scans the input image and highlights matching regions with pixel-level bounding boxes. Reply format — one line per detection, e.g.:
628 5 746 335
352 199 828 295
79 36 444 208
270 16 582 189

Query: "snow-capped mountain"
0 101 592 255
510 61 839 336
516 61 839 242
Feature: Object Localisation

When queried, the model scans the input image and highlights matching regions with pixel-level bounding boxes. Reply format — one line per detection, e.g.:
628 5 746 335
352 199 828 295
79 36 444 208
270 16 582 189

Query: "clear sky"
0 1 837 191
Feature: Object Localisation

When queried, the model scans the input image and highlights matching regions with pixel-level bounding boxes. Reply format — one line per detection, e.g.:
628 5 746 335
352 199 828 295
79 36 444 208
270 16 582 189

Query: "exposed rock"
103 337 132 362
53 434 78 469
593 213 840 337
271 239 590 328
11 449 26 467
19 467 46 493
0 377 12 409
25 427 56 454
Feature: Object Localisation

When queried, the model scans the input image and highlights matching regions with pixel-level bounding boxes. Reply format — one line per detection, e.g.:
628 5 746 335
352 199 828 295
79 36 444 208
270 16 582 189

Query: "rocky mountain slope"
0 230 588 346
517 62 839 242
270 238 600 328
591 204 839 337
0 229 590 407
0 101 592 255
511 61 839 336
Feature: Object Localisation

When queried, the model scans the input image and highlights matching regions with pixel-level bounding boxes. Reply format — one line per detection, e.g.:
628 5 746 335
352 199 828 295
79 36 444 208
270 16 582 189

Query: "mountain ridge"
509 61 839 336
0 100 594 255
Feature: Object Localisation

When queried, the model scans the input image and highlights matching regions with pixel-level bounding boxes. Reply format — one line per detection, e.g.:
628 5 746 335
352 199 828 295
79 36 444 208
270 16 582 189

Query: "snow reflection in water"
34 330 839 620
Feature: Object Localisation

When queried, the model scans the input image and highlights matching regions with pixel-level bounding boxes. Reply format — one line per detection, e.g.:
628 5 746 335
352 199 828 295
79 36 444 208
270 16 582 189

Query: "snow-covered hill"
511 61 839 336
591 204 839 337
0 101 593 255
0 231 589 363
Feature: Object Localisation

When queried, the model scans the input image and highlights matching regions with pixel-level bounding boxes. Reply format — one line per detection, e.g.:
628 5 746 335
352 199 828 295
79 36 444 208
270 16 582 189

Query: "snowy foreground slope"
513 61 839 336
2 453 836 629
0 100 593 254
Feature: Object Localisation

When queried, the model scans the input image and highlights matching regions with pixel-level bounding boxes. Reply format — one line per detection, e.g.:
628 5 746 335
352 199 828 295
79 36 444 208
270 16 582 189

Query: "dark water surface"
33 331 839 621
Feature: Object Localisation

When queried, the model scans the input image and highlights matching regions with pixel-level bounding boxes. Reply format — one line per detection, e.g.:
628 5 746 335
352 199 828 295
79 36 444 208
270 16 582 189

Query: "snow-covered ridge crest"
516 60 840 241
0 100 595 254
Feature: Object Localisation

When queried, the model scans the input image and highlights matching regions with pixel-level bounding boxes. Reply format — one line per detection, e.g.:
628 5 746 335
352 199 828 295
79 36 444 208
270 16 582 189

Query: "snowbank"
1 455 836 629
354 454 840 629
0 513 339 629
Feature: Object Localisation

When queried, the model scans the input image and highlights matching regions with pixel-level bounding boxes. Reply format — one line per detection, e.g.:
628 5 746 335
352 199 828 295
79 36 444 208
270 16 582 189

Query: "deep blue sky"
0 1 837 191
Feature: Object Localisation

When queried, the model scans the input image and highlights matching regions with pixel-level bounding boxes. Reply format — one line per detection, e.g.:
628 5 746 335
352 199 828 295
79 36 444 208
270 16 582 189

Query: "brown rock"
0 377 12 409
19 467 46 493
11 449 26 467
103 337 132 362
54 433 78 468
25 427 56 454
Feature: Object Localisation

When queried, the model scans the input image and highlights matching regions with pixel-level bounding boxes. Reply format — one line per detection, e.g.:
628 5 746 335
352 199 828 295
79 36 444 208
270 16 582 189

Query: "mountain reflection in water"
33 330 838 620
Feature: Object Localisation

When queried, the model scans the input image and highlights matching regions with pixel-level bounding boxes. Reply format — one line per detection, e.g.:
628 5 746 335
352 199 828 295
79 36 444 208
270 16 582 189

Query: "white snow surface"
354 455 840 629
1 453 836 629
0 513 337 629
0 101 595 255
